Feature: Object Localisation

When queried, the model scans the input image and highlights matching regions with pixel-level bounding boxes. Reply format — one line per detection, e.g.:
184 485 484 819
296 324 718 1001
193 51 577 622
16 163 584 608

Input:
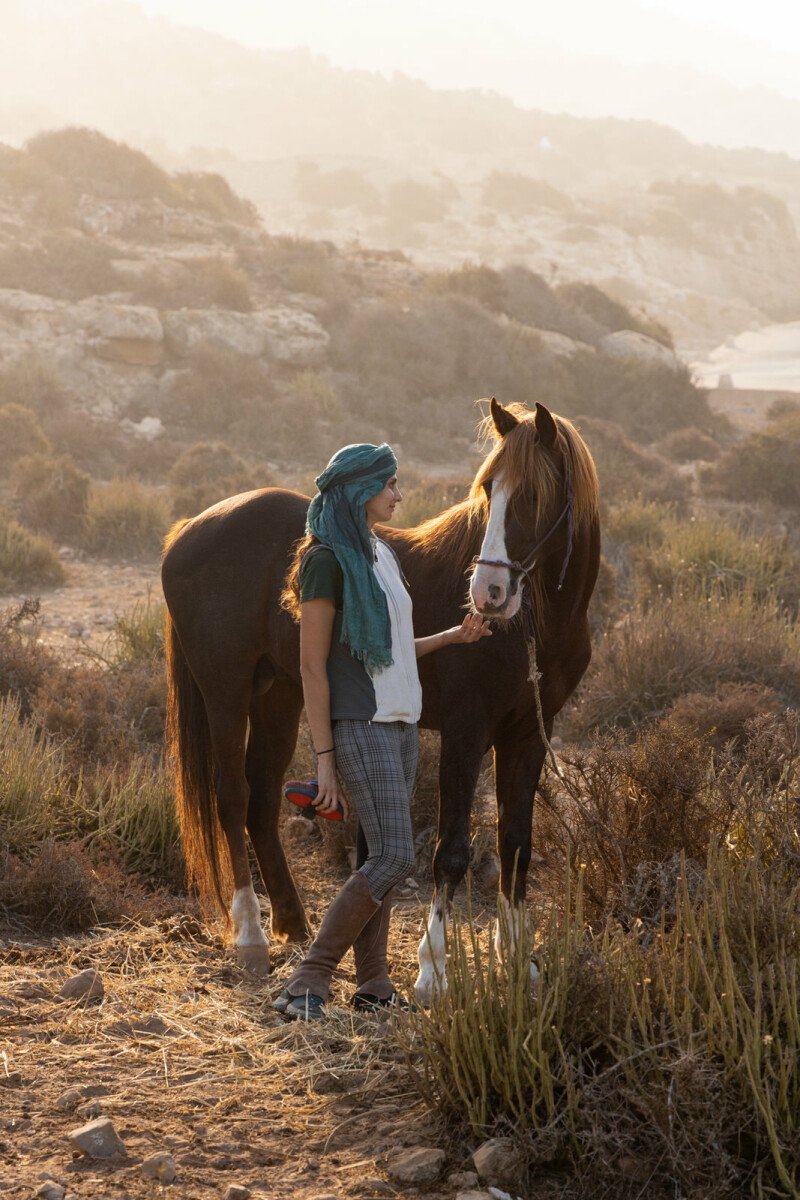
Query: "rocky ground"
0 857 521 1200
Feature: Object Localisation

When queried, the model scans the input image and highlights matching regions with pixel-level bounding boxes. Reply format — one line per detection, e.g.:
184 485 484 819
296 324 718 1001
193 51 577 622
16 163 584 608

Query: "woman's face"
365 475 402 527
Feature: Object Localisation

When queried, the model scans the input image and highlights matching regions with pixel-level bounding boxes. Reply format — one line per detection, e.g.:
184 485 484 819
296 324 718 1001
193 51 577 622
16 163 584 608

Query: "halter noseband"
472 463 576 591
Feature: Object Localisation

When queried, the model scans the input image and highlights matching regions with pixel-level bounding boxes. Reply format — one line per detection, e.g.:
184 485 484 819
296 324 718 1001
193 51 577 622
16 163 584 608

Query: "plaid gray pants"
333 719 419 901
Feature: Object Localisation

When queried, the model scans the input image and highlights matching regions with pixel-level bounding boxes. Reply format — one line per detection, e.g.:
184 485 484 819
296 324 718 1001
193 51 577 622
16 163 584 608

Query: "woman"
276 442 490 1020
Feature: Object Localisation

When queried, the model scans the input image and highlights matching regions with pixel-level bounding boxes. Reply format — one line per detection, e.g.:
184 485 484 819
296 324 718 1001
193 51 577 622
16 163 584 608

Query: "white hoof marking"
415 903 447 1004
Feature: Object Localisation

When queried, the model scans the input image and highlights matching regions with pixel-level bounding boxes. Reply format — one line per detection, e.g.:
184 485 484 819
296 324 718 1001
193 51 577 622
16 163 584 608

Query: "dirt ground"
0 863 495 1200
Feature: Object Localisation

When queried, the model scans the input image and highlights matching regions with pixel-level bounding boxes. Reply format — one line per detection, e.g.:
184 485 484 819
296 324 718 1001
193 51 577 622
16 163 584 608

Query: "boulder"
56 1087 85 1111
472 1138 524 1189
163 308 268 357
141 1151 177 1183
67 1116 125 1158
223 1185 251 1200
34 1183 65 1200
600 330 681 371
58 969 104 1003
535 329 593 358
261 306 329 365
386 1146 446 1183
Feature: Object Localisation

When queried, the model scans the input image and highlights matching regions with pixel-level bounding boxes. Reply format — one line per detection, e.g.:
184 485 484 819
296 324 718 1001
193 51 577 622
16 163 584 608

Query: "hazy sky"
136 0 800 102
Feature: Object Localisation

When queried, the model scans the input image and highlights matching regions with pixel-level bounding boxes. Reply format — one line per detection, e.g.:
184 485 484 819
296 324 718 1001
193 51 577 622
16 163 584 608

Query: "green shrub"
574 417 690 511
169 441 264 518
657 425 721 462
385 179 449 223
569 353 715 443
702 409 800 509
173 170 259 224
0 233 118 299
0 512 64 592
11 454 90 540
110 593 165 668
80 756 182 881
481 170 574 215
294 161 381 214
0 694 72 851
170 345 270 434
0 405 50 476
83 480 170 560
26 127 175 202
556 281 674 348
0 352 71 417
129 257 253 311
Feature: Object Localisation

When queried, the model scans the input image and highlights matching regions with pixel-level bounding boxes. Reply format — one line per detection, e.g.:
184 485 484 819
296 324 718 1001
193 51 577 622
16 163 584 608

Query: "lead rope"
525 611 565 782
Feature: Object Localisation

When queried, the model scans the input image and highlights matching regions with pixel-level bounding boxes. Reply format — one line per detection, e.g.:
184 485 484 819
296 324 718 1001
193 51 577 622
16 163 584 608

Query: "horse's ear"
490 396 519 438
534 402 558 448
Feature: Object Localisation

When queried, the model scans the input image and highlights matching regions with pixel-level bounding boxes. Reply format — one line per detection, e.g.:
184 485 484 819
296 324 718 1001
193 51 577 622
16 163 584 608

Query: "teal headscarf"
306 442 398 672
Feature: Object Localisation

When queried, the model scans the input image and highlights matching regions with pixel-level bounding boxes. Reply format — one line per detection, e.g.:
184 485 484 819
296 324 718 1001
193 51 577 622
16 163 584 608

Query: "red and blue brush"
283 779 344 821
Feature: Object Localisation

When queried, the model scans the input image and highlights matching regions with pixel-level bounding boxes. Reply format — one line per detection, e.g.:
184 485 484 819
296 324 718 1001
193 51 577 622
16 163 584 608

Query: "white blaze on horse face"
470 478 522 620
232 885 268 950
415 901 447 1004
494 893 540 988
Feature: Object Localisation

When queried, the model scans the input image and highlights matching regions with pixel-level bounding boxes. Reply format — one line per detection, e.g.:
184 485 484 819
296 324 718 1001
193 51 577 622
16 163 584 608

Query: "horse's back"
162 488 310 683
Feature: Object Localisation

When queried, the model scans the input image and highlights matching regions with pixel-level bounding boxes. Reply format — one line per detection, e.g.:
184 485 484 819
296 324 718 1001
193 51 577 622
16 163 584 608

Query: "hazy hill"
3 3 800 350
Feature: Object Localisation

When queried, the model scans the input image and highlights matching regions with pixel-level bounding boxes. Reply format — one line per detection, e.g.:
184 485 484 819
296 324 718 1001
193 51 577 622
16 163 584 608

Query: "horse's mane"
404 405 599 611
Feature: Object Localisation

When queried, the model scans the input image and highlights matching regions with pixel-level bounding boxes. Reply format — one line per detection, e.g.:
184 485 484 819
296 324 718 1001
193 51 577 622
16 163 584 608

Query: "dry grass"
0 511 64 592
567 584 800 736
82 479 171 559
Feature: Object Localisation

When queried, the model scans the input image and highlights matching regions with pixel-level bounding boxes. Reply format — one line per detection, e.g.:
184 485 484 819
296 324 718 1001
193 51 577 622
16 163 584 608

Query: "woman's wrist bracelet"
316 747 335 756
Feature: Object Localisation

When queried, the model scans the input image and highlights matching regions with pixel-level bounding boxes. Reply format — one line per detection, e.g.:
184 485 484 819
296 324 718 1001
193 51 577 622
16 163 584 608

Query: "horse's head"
469 398 583 621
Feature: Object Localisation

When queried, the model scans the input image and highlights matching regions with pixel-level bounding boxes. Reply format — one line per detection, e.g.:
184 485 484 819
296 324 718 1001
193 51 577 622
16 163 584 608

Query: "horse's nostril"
488 584 503 603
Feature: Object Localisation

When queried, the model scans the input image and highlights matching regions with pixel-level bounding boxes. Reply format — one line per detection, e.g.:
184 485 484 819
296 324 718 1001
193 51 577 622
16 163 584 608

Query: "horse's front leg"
493 726 548 985
415 728 487 1004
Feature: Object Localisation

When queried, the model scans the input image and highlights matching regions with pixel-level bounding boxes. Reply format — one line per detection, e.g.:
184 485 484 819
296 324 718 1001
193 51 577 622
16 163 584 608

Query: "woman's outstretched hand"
446 613 493 645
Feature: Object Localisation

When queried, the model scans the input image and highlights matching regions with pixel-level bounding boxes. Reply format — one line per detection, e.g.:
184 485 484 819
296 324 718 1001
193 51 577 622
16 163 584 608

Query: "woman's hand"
313 754 349 819
446 612 493 645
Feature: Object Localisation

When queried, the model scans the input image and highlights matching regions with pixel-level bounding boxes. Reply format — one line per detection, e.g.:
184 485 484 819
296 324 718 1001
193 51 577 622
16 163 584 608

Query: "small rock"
67 1116 125 1158
404 876 418 888
56 1088 85 1113
223 1185 250 1200
142 1151 177 1183
387 1146 446 1184
76 1099 102 1119
0 1071 22 1089
359 1182 393 1196
448 1171 480 1188
34 1184 65 1200
488 1189 514 1200
472 1138 523 1189
59 968 104 1003
455 1192 493 1200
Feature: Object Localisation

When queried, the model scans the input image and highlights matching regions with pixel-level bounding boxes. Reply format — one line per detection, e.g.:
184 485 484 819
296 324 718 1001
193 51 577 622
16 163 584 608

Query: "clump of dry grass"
567 584 800 736
82 478 171 559
399 819 799 1198
0 509 64 591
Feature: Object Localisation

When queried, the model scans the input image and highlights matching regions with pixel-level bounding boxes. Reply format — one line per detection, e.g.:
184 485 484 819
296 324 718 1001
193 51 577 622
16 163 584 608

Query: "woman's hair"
280 532 319 622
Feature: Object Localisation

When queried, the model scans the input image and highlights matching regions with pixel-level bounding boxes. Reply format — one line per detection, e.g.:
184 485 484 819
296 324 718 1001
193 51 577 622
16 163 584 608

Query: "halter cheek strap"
473 468 575 591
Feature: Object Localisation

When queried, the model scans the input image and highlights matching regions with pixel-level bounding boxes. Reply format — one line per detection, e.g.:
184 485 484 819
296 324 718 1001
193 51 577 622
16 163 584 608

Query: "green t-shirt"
298 546 344 609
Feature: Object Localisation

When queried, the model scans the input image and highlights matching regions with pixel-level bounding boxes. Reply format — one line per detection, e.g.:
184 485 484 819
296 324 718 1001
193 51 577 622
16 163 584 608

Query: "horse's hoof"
236 944 270 976
271 920 311 944
413 973 447 1008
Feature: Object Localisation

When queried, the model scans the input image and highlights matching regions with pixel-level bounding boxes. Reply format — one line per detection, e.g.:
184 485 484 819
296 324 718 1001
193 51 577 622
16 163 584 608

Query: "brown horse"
161 399 600 999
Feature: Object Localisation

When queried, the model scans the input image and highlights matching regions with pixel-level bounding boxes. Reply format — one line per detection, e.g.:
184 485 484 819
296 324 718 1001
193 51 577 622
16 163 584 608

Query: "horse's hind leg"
207 700 271 976
245 679 310 943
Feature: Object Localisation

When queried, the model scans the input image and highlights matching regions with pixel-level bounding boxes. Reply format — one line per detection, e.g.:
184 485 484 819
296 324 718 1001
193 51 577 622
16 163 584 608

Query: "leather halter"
472 463 576 592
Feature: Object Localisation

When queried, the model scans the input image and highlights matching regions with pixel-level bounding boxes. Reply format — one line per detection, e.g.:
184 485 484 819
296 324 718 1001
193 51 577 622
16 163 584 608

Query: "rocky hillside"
0 129 715 494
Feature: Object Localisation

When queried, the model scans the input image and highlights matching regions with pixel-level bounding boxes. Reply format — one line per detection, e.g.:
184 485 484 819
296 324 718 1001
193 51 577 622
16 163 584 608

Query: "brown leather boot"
353 890 395 1000
285 873 379 1002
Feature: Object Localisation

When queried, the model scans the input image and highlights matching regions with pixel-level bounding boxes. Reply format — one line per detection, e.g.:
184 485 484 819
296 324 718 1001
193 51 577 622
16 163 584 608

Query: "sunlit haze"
136 0 800 107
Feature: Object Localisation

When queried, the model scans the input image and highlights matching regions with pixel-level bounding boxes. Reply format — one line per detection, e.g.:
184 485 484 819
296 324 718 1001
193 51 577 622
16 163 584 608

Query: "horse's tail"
165 605 232 924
